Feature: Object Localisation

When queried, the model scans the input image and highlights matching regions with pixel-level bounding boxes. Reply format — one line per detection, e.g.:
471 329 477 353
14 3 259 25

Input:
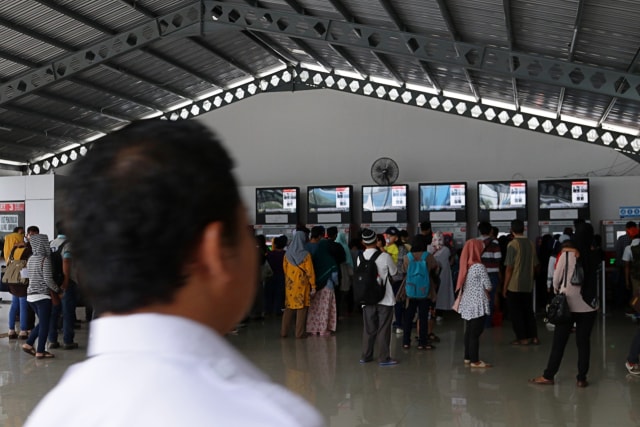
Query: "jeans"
507 291 538 341
391 279 405 328
402 298 430 346
48 282 77 344
464 316 486 363
543 311 597 382
27 299 53 354
8 295 28 331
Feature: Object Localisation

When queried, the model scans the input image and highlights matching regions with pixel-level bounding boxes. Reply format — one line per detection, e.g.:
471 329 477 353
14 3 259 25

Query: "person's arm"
61 258 72 290
626 261 631 290
502 265 513 298
304 255 317 295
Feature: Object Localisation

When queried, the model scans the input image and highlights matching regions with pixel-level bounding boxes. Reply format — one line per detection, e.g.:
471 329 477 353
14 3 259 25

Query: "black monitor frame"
361 184 408 223
538 178 590 221
307 185 353 224
418 182 467 223
255 187 300 225
477 180 528 222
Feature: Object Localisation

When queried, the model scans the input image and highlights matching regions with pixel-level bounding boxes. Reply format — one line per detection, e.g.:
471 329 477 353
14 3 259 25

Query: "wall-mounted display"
419 182 467 222
307 185 352 224
478 181 528 222
538 179 590 220
255 187 299 225
361 185 408 223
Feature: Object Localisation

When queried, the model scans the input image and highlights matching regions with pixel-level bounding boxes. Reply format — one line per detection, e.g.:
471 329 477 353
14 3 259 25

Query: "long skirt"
306 287 337 334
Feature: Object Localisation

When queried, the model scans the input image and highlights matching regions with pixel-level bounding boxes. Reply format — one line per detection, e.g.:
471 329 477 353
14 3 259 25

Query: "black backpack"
50 240 69 286
353 251 386 305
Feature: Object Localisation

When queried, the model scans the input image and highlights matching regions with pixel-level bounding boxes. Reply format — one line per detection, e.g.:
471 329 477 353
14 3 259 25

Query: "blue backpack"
405 252 430 299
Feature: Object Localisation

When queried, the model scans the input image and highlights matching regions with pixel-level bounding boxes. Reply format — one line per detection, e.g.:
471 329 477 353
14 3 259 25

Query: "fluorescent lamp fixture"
290 49 307 55
84 133 106 143
194 88 223 101
59 143 81 152
31 153 56 163
300 62 328 73
369 75 401 87
481 98 516 111
227 76 255 89
256 63 287 78
520 106 557 119
0 159 26 166
0 125 12 132
334 69 364 80
443 90 477 103
405 83 439 95
139 111 164 120
601 123 640 136
560 115 598 128
170 100 194 110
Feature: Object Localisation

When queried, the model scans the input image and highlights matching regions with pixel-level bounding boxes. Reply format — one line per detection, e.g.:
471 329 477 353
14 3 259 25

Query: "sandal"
8 331 18 340
402 344 410 349
528 376 554 385
530 338 541 345
511 339 529 346
428 333 440 343
417 344 435 350
470 361 492 368
22 344 36 357
35 351 55 359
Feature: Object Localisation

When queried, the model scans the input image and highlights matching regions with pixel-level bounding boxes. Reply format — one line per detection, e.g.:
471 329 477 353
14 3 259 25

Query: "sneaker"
626 361 640 375
395 328 403 334
48 341 60 349
62 342 79 350
359 357 373 364
379 358 399 366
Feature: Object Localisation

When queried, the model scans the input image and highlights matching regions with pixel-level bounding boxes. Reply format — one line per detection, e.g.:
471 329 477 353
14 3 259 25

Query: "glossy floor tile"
2 302 640 426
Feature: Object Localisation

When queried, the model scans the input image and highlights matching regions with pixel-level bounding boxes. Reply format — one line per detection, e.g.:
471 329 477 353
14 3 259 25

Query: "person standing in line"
502 219 540 346
21 233 60 359
48 223 79 350
6 226 35 339
529 223 598 388
25 120 324 427
305 226 338 336
384 226 406 334
282 230 317 339
265 235 287 317
358 228 398 366
615 221 638 310
455 239 492 368
478 222 502 328
333 230 354 319
623 232 640 306
433 231 454 321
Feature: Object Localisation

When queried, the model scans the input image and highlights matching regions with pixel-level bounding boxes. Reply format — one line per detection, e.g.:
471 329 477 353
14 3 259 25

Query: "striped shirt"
479 236 502 275
26 234 60 301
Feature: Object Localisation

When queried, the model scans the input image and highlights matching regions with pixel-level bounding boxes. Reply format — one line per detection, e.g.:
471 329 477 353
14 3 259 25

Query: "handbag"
1 247 28 286
571 259 584 285
546 253 572 325
395 276 407 303
452 287 463 313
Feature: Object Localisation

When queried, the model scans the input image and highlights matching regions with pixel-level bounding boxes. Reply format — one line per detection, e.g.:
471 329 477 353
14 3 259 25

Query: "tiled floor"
2 301 640 426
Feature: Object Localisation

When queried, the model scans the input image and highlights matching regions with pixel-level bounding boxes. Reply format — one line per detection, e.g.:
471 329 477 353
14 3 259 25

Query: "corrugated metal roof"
0 0 639 170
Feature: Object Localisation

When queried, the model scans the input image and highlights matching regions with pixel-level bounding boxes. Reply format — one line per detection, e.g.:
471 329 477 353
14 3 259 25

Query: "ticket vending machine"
537 178 591 238
477 180 529 236
254 187 300 248
360 184 409 240
418 182 468 250
306 185 354 240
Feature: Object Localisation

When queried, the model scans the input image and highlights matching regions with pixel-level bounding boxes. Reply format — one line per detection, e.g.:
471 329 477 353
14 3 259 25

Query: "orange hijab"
455 239 485 292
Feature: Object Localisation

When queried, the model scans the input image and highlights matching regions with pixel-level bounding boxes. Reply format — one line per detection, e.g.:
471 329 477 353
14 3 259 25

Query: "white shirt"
25 314 325 427
359 248 398 306
622 238 640 262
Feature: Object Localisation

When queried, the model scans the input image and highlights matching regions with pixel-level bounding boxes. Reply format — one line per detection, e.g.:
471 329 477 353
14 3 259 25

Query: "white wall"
0 174 56 238
197 89 640 227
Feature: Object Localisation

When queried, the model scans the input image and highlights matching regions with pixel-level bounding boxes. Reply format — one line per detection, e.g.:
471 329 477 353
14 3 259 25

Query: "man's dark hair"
326 226 338 239
419 221 432 233
64 120 241 314
478 221 492 236
26 226 39 234
13 226 24 233
410 234 429 253
491 226 500 238
310 225 325 239
273 235 288 250
627 221 638 229
511 219 525 234
55 221 66 235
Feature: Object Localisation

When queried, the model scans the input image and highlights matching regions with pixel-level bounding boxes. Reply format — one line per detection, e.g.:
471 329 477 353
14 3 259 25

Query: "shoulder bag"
546 252 572 325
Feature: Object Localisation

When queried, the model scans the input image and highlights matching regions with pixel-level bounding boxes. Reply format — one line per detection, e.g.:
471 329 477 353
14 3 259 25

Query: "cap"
385 226 399 236
361 228 377 245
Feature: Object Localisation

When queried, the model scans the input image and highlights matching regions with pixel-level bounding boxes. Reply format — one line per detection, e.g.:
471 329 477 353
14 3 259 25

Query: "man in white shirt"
358 228 398 366
25 120 324 427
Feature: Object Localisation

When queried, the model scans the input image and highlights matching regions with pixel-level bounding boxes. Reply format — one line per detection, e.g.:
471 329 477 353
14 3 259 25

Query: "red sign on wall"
0 202 25 212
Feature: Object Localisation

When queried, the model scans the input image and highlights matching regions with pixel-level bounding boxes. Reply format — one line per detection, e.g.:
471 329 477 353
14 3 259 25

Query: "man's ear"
198 222 232 285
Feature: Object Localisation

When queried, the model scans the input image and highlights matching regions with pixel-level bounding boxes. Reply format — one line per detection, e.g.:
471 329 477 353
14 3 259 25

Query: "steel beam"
70 77 165 112
556 0 586 117
188 37 255 75
117 0 157 19
5 105 106 133
203 1 640 102
502 0 519 110
36 91 134 123
100 63 193 100
0 2 202 106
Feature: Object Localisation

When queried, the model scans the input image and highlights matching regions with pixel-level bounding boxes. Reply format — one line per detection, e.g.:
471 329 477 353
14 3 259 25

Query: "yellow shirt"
385 243 399 264
283 254 316 310
3 232 25 262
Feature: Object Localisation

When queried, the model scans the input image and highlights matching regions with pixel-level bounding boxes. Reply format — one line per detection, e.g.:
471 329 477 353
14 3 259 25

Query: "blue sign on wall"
620 206 640 218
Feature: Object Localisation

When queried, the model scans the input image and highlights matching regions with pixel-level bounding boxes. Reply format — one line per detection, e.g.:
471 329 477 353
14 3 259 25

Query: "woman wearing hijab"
21 234 61 359
281 231 316 339
529 223 598 387
433 232 454 315
455 239 492 368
